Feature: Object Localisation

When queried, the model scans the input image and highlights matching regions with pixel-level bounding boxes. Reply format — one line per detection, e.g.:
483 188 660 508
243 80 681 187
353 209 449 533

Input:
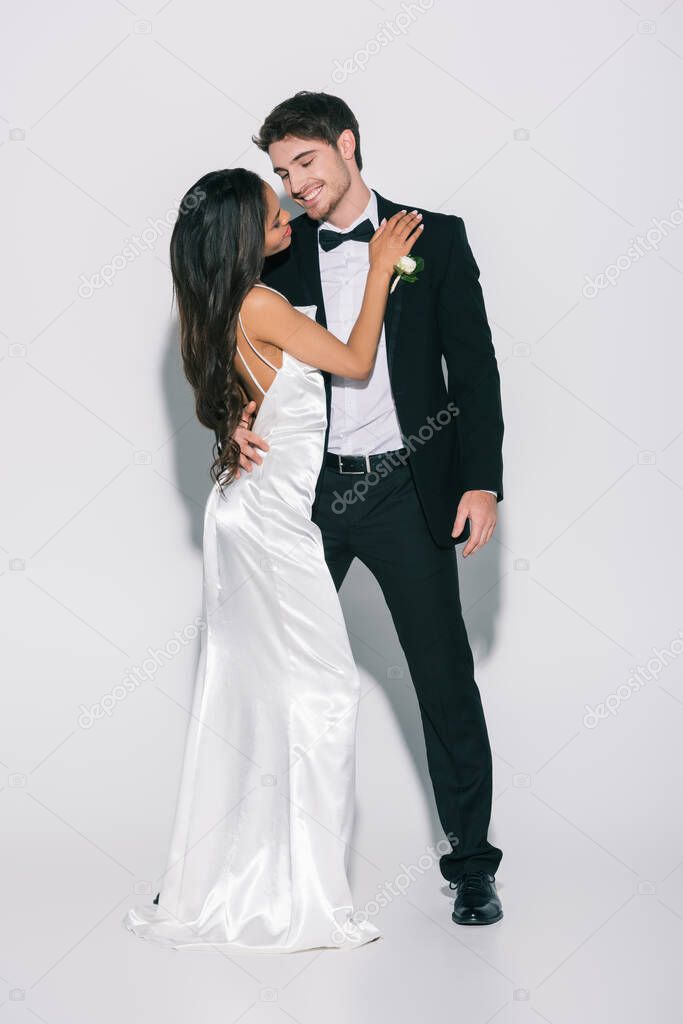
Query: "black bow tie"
318 218 375 252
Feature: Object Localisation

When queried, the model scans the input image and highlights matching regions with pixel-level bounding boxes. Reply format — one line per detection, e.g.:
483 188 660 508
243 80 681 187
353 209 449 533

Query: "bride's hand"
368 210 424 280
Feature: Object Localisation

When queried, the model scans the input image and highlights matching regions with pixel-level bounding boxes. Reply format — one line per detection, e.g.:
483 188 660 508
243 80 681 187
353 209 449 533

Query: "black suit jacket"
261 188 504 549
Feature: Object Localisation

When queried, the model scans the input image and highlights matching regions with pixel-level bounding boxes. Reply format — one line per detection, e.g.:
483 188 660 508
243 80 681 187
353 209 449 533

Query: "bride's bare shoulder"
241 284 289 319
242 283 293 323
240 284 293 343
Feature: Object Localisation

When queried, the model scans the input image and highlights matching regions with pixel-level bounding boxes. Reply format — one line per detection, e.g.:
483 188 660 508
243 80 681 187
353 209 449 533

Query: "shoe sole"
452 910 503 926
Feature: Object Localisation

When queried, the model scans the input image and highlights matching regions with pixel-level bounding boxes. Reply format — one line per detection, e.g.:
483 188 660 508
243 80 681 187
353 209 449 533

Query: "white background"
2 0 683 1021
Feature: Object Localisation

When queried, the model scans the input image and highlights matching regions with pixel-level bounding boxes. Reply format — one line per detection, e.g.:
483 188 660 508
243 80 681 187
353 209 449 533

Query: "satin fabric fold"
123 304 381 953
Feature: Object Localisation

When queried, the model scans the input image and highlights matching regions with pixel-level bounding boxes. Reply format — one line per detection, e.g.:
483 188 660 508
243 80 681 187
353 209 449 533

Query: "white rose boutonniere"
390 253 425 294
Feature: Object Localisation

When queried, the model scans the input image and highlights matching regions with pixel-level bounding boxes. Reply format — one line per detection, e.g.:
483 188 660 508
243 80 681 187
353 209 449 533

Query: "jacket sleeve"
437 215 504 501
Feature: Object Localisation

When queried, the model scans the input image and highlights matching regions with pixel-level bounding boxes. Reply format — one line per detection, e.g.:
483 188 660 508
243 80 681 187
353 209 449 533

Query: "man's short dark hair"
252 91 362 171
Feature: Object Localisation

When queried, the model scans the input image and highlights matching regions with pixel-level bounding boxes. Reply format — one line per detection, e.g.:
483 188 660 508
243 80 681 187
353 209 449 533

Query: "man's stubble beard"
304 163 352 223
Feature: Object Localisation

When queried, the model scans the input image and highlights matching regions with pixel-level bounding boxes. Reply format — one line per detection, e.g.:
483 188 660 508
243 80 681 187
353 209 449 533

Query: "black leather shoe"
451 871 503 925
153 892 159 905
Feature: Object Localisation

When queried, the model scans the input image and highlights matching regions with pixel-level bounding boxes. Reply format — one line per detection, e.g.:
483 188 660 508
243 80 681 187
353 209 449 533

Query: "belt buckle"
337 453 369 475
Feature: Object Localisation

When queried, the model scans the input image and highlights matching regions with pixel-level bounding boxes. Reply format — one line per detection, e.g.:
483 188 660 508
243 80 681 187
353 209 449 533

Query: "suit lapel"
293 215 327 329
374 190 404 377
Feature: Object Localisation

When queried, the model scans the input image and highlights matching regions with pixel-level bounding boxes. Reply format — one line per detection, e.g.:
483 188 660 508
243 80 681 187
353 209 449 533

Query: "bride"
123 168 423 953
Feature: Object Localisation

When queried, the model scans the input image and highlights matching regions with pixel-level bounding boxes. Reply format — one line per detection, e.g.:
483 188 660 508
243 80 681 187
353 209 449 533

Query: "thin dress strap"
234 341 266 396
253 281 288 301
233 294 278 393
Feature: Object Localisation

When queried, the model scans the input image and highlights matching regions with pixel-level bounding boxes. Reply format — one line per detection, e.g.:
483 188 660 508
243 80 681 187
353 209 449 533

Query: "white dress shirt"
317 189 496 496
317 189 403 456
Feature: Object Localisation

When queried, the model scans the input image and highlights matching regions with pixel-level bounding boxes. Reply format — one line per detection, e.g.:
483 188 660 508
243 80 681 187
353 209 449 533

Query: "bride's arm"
243 210 423 380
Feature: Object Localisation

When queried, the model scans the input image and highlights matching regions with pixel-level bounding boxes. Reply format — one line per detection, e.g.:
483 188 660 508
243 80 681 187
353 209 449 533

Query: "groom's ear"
337 129 357 162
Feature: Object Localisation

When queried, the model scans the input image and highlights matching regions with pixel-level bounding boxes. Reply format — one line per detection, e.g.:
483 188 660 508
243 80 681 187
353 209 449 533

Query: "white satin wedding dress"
123 284 381 953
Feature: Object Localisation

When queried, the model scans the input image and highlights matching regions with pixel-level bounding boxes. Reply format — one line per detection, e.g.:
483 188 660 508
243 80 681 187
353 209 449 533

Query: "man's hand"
234 400 269 478
451 490 497 557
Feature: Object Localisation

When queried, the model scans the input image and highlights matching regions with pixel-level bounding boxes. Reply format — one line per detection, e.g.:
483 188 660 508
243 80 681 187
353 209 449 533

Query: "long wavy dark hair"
169 168 267 495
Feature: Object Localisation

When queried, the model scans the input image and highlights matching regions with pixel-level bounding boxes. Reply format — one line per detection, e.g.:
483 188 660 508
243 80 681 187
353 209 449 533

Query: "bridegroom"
239 91 505 927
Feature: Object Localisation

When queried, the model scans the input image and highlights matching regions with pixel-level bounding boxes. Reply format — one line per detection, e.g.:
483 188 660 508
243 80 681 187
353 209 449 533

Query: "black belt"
324 447 409 475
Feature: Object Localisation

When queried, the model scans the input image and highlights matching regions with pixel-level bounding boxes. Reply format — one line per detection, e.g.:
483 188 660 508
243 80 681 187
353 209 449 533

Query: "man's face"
268 133 352 222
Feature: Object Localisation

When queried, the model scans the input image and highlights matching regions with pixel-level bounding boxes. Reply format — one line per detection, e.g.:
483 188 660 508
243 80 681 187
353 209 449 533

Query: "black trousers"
313 457 502 883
